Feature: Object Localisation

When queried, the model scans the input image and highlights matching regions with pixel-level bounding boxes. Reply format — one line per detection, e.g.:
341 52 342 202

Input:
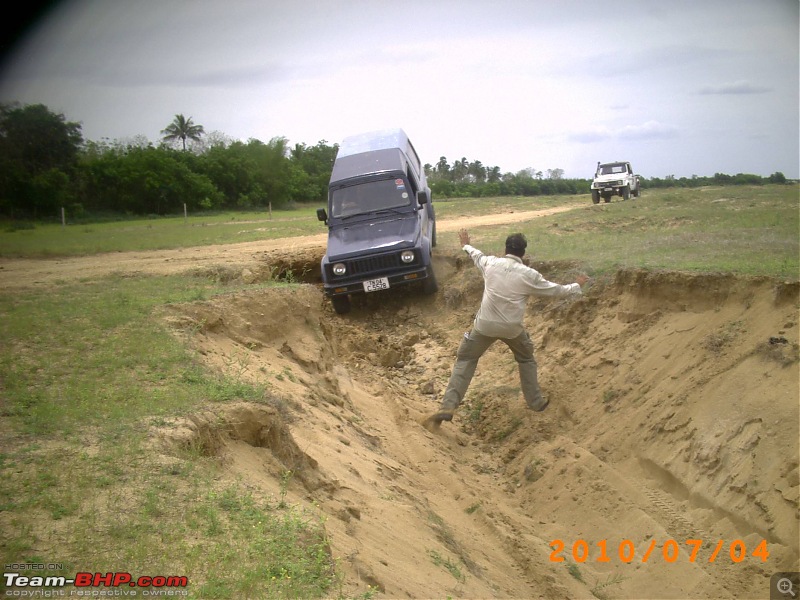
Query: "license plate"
603 187 614 192
363 277 390 292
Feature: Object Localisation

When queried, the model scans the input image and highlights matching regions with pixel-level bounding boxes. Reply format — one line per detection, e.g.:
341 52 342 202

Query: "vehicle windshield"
331 178 411 218
600 164 627 175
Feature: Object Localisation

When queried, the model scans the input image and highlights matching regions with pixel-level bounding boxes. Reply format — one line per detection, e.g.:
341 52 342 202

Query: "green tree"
160 114 205 151
195 137 296 209
434 156 451 180
83 146 220 214
468 160 486 183
0 103 83 217
769 171 787 184
452 157 469 183
289 140 337 202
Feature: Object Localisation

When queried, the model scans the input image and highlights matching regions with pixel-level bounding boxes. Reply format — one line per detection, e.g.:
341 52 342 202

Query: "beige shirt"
464 244 582 338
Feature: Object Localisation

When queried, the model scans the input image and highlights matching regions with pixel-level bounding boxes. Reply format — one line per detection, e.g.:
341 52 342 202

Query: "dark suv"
317 129 437 314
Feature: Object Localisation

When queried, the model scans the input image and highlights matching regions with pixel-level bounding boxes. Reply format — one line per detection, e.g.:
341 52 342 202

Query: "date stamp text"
549 538 770 564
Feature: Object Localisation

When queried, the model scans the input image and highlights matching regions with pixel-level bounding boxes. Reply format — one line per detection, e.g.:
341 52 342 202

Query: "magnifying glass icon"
778 578 797 597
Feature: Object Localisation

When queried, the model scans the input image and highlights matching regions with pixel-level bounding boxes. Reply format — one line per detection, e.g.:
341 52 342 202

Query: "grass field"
0 184 797 598
0 207 326 257
433 185 799 278
2 186 797 278
0 275 340 598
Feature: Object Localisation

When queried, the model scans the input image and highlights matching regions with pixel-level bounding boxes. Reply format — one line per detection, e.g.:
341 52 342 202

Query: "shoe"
430 408 454 424
528 398 549 412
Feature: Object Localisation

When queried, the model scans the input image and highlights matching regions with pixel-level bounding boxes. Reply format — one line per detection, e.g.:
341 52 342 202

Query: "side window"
405 164 419 196
405 141 422 179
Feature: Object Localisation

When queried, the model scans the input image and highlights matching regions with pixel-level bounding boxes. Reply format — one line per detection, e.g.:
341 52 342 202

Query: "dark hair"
505 233 527 257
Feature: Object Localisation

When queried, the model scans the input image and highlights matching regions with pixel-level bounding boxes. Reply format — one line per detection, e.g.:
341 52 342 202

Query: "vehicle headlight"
332 263 347 275
400 250 415 263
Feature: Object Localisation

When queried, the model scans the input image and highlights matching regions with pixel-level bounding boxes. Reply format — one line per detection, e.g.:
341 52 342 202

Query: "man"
429 228 588 425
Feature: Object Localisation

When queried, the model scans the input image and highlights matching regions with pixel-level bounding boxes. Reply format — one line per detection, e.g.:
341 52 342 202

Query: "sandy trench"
3 204 799 599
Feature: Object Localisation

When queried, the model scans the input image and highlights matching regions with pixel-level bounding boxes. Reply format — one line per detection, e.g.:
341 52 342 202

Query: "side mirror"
317 208 328 224
416 190 428 205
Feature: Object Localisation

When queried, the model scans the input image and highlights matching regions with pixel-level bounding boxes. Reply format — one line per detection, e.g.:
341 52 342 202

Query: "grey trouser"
440 329 545 411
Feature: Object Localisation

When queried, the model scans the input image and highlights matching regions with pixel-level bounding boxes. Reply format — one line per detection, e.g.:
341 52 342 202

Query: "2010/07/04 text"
549 539 770 564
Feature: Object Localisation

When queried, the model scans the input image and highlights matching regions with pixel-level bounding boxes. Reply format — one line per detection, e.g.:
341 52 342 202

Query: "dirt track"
4 205 799 598
0 206 574 289
155 265 799 599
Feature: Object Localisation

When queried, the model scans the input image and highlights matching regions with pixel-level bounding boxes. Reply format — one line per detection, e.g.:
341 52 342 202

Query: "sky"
0 0 798 179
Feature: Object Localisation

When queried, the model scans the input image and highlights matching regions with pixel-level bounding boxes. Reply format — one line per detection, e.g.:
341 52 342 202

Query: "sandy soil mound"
157 253 799 599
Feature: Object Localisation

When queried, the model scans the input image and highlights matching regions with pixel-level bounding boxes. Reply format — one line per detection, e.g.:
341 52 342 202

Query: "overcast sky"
0 0 797 179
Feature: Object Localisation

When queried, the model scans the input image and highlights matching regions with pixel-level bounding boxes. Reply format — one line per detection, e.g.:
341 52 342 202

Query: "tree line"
0 103 789 220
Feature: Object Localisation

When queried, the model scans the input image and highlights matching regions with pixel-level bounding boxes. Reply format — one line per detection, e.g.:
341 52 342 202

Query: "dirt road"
0 205 575 289
157 265 798 599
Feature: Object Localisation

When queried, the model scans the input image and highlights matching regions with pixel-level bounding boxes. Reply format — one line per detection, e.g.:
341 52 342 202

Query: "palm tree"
160 114 204 151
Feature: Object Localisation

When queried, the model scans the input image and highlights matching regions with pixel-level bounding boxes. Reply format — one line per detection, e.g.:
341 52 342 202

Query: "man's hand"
458 228 470 247
576 274 590 287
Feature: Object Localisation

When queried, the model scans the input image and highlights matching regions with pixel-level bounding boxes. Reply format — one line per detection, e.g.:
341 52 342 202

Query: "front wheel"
422 266 438 295
591 190 600 204
331 295 351 315
622 185 630 200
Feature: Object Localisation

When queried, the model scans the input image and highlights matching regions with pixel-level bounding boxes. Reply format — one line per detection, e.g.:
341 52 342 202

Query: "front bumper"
322 266 430 297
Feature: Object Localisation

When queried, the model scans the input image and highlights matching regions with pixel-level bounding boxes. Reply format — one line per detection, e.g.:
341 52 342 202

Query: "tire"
422 266 438 295
331 295 351 315
622 185 630 200
591 190 600 204
603 194 611 203
633 186 640 198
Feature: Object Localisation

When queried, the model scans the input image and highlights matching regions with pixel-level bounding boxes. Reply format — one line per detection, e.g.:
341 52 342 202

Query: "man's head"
505 233 527 257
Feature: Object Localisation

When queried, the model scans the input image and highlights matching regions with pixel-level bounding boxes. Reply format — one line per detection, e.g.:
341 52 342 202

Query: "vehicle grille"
348 253 401 275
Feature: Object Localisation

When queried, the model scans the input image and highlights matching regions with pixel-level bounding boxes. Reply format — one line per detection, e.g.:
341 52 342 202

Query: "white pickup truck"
591 161 641 203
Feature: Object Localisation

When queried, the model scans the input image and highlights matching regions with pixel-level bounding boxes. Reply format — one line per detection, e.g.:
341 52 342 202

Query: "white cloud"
0 0 797 178
698 80 772 95
569 121 678 144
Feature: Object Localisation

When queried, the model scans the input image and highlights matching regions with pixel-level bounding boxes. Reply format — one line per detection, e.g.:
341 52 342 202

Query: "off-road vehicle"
591 161 641 203
317 129 437 314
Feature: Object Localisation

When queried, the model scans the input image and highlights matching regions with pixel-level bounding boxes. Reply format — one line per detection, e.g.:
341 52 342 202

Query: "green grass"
434 185 799 279
2 186 797 278
0 275 338 598
431 191 586 220
0 206 327 257
0 276 271 435
0 438 336 598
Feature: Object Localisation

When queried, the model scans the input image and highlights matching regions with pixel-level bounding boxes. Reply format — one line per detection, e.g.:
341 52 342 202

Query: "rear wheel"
331 295 351 315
